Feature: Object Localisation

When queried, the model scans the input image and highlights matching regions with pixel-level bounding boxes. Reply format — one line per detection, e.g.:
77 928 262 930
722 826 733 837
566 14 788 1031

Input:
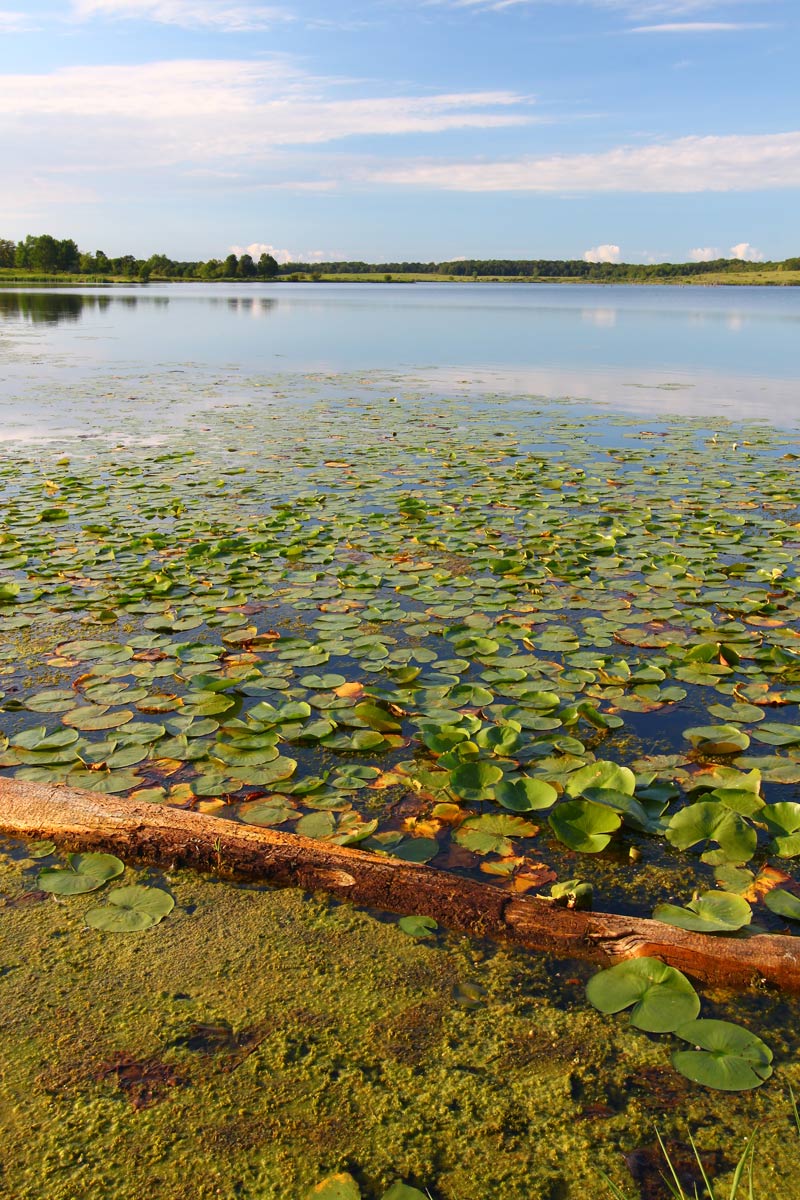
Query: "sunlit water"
1 282 799 440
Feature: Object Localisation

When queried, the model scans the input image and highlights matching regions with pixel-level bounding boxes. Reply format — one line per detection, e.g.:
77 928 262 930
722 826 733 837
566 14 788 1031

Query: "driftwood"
2 778 800 993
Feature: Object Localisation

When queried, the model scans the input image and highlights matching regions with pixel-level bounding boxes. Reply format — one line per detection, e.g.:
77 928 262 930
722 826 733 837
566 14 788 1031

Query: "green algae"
1 840 799 1200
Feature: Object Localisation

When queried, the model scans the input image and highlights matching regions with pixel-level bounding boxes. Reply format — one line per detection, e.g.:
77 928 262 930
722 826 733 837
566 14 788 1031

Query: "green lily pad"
683 725 751 755
39 852 124 895
653 891 752 933
12 726 79 751
28 840 57 859
381 1185 429 1200
549 800 622 853
564 760 635 798
666 802 756 864
586 957 700 1033
308 1173 361 1200
397 915 438 939
391 837 440 863
85 885 174 932
672 1019 773 1091
448 760 503 801
495 776 557 812
764 888 800 921
762 802 800 858
454 812 538 856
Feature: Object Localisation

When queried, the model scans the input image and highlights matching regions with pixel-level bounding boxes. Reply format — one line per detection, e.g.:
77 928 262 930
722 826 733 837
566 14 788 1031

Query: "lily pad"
653 891 752 934
38 852 124 895
762 802 800 858
764 888 800 921
308 1174 361 1200
448 760 504 801
666 802 756 864
85 884 174 932
549 800 622 854
495 776 557 812
672 1019 773 1091
586 957 700 1033
397 915 438 939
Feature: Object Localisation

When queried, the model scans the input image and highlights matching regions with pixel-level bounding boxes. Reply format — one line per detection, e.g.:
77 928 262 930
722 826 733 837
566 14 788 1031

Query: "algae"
1 840 798 1200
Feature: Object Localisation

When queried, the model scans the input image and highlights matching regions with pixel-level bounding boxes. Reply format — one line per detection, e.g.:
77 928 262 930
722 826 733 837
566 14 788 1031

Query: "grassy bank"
3 267 800 287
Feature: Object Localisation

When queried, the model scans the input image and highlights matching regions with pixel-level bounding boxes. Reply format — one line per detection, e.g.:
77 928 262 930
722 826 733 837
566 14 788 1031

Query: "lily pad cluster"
1 383 799 919
586 956 772 1090
37 850 174 932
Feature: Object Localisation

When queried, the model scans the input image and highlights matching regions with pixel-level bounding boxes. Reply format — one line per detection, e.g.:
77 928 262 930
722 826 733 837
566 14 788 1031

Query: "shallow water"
2 838 799 1200
1 282 799 437
2 283 800 1198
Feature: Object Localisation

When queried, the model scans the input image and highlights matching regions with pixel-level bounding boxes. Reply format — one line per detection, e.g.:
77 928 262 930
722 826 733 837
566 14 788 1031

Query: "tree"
0 238 14 267
237 253 257 278
57 239 80 272
258 252 279 279
222 253 238 277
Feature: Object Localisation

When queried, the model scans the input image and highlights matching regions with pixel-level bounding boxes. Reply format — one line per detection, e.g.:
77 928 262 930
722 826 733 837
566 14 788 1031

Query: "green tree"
258 252 279 279
237 253 257 278
222 253 238 277
0 238 14 267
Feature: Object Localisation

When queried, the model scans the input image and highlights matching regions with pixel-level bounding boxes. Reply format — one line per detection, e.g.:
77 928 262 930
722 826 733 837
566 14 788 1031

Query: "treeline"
284 256 800 279
0 235 280 280
2 234 798 281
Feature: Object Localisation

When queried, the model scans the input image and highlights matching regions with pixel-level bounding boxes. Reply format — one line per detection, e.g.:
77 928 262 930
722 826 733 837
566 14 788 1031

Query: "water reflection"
581 307 617 328
0 290 277 326
0 291 115 325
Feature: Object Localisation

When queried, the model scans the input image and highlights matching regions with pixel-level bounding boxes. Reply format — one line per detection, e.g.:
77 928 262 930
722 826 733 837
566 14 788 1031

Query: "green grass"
3 267 799 286
599 1092 800 1199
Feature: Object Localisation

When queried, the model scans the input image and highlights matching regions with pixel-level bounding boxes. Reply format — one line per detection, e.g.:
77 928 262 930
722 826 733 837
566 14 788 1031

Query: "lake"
2 280 800 1199
1 281 799 440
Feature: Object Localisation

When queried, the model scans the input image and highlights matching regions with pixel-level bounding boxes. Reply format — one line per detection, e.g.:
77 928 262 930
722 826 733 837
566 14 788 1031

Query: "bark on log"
2 778 799 993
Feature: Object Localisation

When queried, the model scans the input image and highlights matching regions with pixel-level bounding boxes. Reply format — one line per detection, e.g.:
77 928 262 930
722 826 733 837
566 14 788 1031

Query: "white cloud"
631 21 772 32
0 175 100 222
71 1 290 31
0 9 38 30
730 242 765 262
690 246 719 261
583 244 621 263
229 242 341 264
435 0 768 16
368 130 800 193
0 60 531 172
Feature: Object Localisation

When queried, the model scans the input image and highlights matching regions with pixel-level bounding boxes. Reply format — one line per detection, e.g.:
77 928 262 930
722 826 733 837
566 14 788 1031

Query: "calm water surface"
1 282 799 437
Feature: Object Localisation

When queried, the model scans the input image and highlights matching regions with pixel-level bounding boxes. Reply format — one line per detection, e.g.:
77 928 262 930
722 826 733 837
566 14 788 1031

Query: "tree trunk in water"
1 778 798 992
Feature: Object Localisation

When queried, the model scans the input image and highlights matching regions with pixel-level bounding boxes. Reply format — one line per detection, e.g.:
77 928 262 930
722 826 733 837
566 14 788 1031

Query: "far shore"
2 269 799 288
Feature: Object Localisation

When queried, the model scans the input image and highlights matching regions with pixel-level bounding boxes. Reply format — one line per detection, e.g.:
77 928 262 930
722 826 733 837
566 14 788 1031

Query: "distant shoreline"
1 271 799 288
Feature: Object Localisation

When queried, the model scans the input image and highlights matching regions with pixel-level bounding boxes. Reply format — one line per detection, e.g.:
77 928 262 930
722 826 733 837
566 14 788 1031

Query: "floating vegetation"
2 376 800 1097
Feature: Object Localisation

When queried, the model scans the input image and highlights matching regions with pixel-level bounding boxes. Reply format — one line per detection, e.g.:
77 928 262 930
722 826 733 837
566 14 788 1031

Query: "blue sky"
1 0 797 262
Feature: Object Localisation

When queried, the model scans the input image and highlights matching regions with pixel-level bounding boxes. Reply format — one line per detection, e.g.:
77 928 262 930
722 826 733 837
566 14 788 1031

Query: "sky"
1 0 797 262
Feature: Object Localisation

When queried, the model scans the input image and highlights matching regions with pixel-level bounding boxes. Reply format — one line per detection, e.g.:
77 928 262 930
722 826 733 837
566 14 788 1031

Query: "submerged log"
2 778 799 992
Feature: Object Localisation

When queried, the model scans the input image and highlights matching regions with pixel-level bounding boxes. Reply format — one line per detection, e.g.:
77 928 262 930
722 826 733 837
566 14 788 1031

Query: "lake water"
1 282 799 439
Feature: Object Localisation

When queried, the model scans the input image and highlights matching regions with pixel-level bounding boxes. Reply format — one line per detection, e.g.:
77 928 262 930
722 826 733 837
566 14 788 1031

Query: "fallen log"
2 778 799 992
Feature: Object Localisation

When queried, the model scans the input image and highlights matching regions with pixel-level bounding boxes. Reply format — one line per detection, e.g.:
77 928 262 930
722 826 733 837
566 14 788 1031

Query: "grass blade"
597 1168 633 1200
726 1128 757 1200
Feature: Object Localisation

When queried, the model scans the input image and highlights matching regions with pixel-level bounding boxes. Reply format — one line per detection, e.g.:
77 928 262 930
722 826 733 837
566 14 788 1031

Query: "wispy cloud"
433 0 770 15
71 1 291 32
368 130 800 192
631 21 773 31
0 59 532 172
0 8 39 31
690 246 719 260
